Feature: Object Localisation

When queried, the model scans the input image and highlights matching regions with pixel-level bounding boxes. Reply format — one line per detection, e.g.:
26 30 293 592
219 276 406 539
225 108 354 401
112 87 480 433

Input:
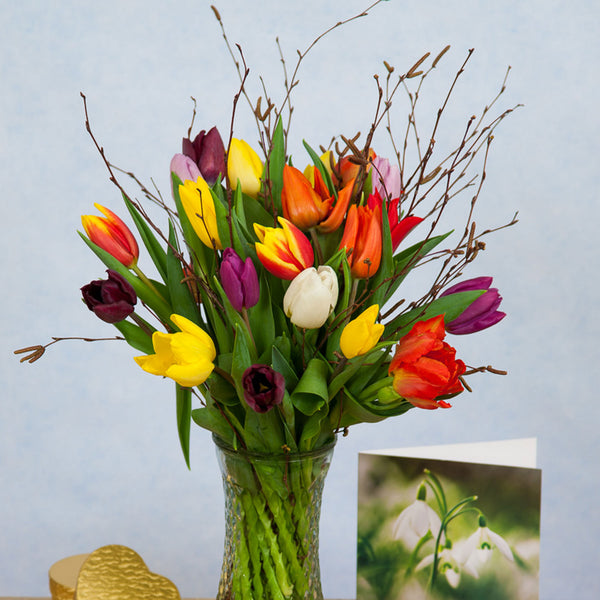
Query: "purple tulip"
242 365 285 413
81 269 137 323
182 126 226 186
220 248 259 312
441 276 506 335
170 153 202 183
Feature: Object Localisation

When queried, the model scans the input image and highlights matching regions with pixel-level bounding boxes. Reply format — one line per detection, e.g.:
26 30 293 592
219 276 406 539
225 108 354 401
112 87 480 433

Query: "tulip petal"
318 177 355 234
179 177 222 250
166 359 215 388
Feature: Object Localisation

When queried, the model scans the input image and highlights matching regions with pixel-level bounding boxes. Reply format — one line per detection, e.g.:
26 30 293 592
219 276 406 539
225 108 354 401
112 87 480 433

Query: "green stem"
131 263 168 304
130 313 155 337
309 228 324 264
241 307 258 355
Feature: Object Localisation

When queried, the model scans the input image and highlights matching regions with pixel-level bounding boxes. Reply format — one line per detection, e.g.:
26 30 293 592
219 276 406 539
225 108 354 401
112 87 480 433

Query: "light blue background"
1 1 598 598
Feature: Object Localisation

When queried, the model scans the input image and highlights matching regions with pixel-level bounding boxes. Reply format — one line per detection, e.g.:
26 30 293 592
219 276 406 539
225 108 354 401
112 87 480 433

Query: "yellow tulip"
179 176 222 250
227 138 263 198
340 304 384 359
134 314 216 387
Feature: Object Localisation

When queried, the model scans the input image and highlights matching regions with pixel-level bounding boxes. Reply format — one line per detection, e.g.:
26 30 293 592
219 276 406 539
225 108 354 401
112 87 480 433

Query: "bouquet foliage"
16 1 517 468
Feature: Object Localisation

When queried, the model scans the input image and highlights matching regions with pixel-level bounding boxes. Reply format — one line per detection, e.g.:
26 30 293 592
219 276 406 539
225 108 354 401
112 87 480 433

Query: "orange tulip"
81 203 139 268
339 202 382 279
388 315 466 409
281 164 354 233
334 148 376 188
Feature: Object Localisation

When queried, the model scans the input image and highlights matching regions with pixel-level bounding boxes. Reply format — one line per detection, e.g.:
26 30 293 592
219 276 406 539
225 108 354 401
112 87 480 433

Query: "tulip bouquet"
16 2 518 598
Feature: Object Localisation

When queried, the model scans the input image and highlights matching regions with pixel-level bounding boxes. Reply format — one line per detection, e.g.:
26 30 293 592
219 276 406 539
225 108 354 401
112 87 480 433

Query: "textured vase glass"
214 436 335 600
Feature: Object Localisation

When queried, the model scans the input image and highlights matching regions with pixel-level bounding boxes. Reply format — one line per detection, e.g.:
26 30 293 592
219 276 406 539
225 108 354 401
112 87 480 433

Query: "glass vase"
213 436 335 600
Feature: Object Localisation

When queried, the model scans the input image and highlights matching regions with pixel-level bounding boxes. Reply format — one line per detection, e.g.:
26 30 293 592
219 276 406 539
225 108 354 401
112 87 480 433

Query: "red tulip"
81 203 139 268
368 191 423 251
388 315 466 409
339 202 382 279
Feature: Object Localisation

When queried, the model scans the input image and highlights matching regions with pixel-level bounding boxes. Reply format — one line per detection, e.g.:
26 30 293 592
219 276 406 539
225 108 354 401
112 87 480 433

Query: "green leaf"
271 341 298 391
291 358 329 416
176 384 192 469
166 221 200 322
267 117 286 216
112 319 154 354
248 273 275 357
302 140 337 198
198 287 232 354
346 349 391 397
327 353 373 400
123 195 168 282
210 185 234 250
208 368 239 407
192 405 236 444
243 407 285 454
231 323 254 399
298 404 329 451
385 290 485 339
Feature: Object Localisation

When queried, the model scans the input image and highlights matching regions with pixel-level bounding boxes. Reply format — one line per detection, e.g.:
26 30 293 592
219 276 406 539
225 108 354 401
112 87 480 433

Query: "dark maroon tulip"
441 276 506 335
182 126 226 186
81 269 137 323
220 248 259 312
242 365 285 413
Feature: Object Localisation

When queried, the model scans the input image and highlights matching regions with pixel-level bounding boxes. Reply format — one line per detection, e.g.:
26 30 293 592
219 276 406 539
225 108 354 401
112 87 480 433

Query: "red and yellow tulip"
254 217 314 280
339 202 383 279
81 203 139 268
282 164 354 233
388 315 466 409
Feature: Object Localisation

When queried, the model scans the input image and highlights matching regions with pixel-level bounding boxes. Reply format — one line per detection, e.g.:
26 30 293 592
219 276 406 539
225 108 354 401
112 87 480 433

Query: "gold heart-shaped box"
73 545 181 600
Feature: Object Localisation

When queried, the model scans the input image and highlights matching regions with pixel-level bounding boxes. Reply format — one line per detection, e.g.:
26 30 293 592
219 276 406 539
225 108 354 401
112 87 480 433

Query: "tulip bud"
81 204 139 268
340 304 384 358
283 266 338 329
242 364 285 413
441 277 506 335
339 202 382 279
170 153 202 184
182 127 226 186
219 248 259 312
227 138 263 198
371 155 402 201
81 269 137 323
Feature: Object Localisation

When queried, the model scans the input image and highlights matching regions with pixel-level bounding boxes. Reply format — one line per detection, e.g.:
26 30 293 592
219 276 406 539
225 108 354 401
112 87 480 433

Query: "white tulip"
283 266 338 329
